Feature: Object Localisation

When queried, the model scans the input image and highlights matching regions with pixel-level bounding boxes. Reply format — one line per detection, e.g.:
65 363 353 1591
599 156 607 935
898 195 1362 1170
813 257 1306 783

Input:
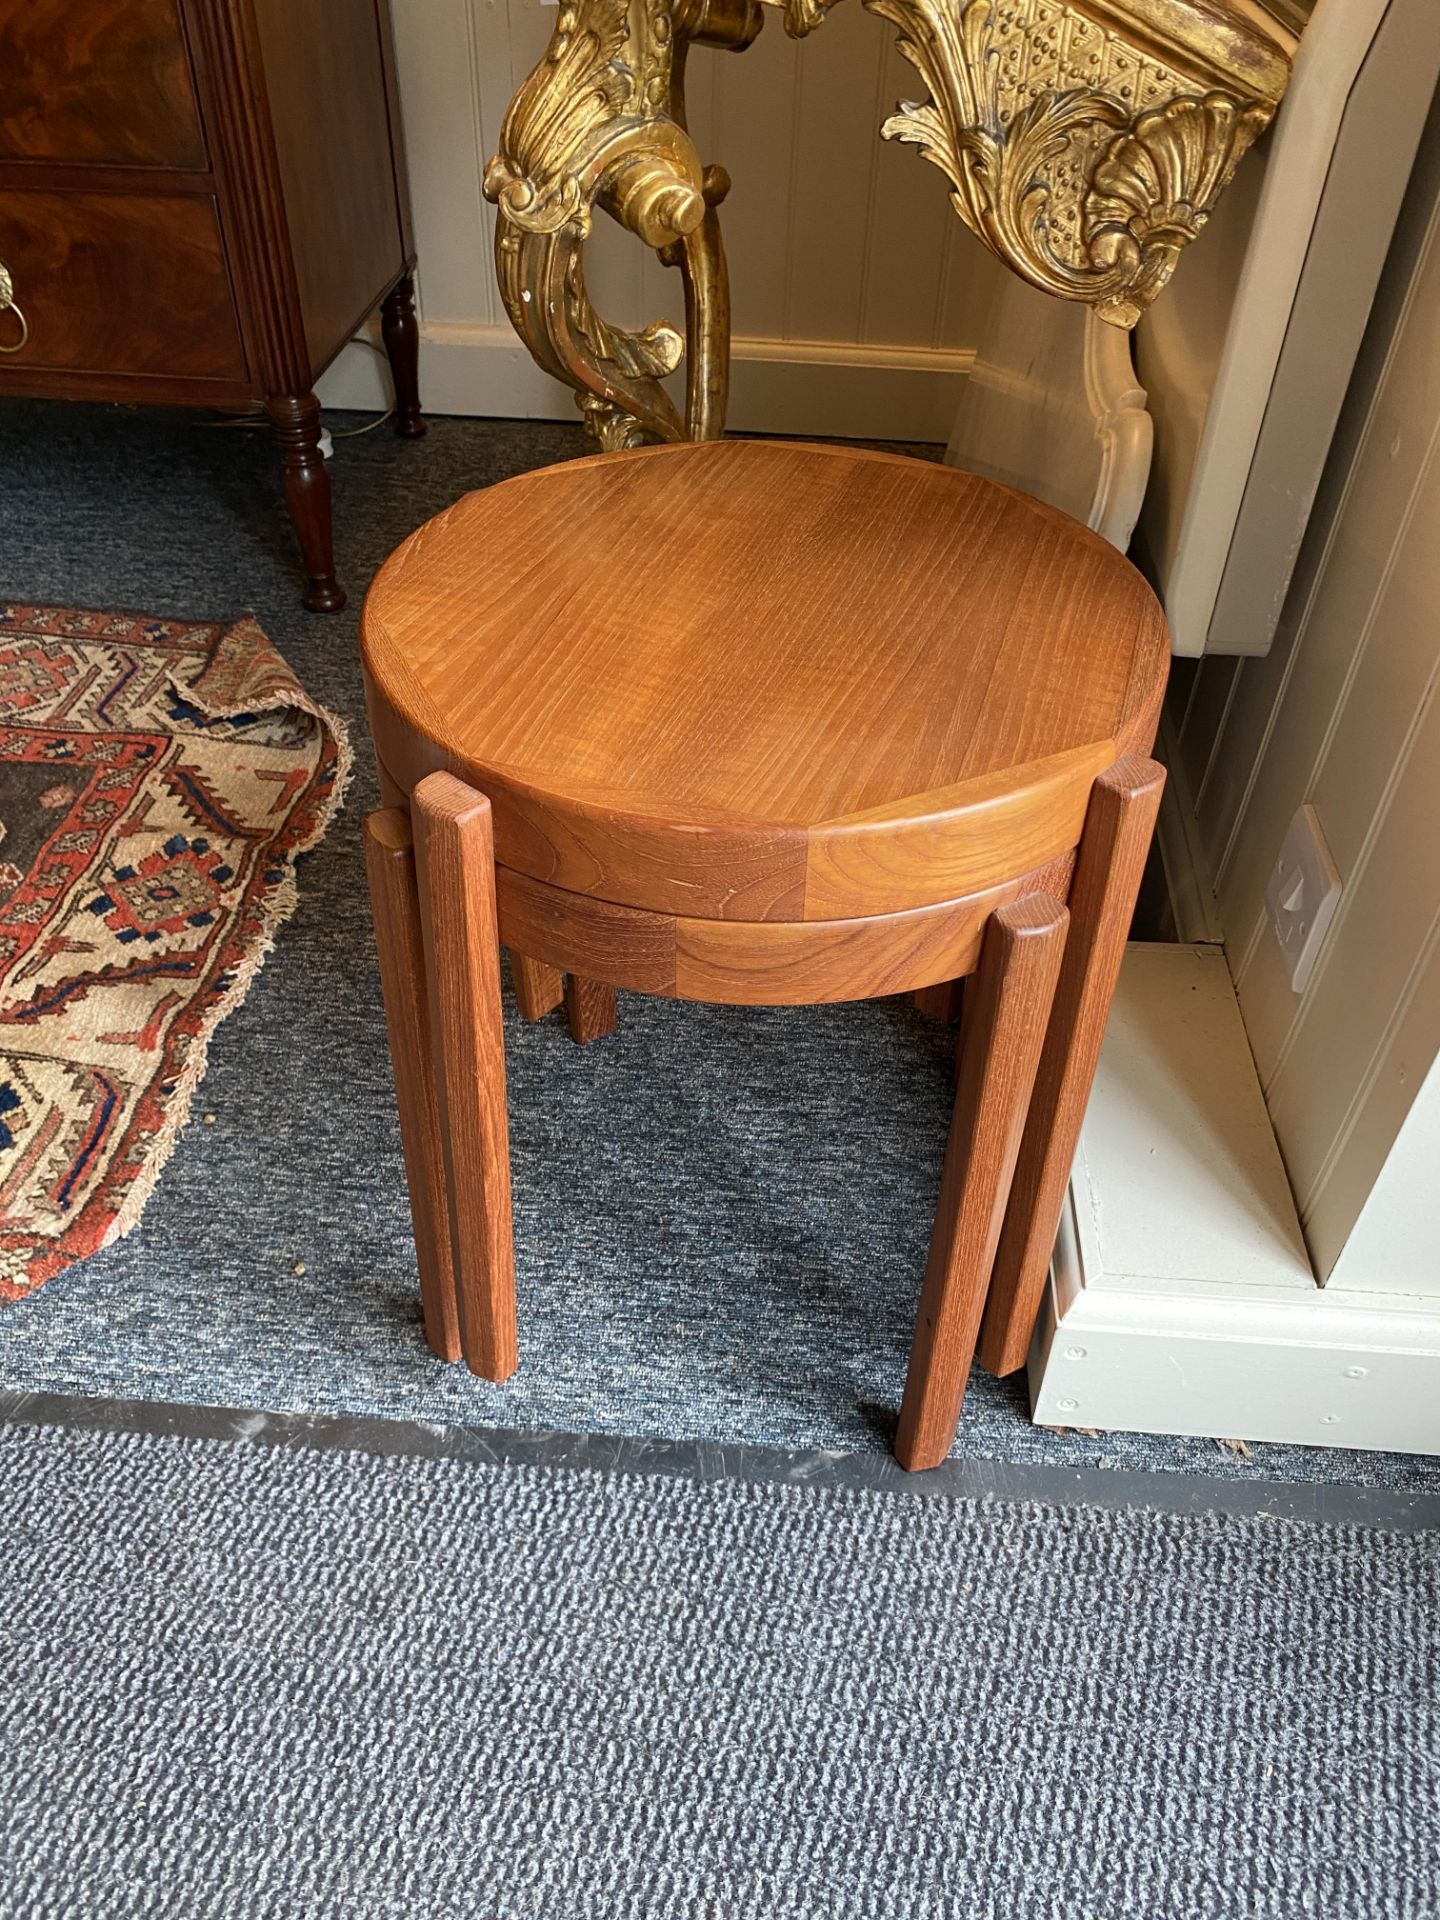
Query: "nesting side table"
362 439 1168 1469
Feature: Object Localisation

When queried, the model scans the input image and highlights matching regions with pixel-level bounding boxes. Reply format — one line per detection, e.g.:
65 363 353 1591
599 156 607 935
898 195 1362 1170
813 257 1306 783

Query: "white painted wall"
1167 92 1440 1287
317 0 1005 438
1133 0 1440 659
1329 1057 1440 1293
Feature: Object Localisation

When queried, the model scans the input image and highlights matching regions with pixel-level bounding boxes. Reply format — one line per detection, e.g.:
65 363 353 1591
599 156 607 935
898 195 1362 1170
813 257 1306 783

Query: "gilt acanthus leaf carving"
483 4 633 239
485 0 1297 449
870 0 1282 325
485 0 754 449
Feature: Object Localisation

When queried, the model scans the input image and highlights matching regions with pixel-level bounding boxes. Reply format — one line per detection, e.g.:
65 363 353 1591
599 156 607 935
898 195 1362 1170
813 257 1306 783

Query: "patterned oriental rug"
0 605 348 1299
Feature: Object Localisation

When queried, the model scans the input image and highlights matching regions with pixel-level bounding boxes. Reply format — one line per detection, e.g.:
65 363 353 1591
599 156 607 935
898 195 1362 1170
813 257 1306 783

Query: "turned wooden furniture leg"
266 391 345 614
381 272 426 439
363 810 462 1363
979 757 1166 1378
513 953 564 1021
896 895 1069 1472
412 771 518 1380
565 974 618 1045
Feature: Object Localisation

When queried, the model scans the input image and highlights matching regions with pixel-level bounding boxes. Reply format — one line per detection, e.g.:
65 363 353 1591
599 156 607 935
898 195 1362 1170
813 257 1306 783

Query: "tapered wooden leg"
979 757 1166 1378
565 974 618 1044
381 272 426 439
412 772 518 1381
266 391 344 613
895 894 1069 1472
914 979 964 1021
363 810 462 1363
513 953 564 1021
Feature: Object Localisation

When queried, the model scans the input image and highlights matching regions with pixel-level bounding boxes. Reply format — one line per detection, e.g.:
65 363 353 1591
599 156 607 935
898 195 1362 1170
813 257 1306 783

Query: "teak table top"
363 440 1169 922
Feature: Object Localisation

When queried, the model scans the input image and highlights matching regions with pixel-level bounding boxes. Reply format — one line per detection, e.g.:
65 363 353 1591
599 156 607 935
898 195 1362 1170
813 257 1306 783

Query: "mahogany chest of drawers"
0 0 424 611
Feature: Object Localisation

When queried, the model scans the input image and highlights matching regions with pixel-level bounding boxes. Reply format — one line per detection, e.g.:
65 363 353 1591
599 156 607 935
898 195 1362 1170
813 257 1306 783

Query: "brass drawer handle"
0 263 29 354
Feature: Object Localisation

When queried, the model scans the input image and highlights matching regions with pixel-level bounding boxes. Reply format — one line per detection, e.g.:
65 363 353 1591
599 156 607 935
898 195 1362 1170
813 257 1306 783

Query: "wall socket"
1266 803 1341 995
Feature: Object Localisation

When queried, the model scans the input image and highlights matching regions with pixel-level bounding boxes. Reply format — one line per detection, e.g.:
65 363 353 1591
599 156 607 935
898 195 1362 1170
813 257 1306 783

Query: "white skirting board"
1028 944 1440 1456
315 325 972 445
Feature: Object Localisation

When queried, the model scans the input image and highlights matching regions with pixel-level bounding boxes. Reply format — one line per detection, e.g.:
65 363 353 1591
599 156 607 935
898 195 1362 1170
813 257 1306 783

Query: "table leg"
896 893 1069 1471
413 772 518 1381
565 975 618 1045
914 979 964 1022
978 757 1165 1378
512 953 564 1021
381 271 426 439
266 390 344 613
363 809 461 1363
484 0 760 450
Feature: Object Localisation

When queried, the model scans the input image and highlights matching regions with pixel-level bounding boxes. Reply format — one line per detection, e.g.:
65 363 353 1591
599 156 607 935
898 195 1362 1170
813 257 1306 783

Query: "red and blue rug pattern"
0 605 348 1298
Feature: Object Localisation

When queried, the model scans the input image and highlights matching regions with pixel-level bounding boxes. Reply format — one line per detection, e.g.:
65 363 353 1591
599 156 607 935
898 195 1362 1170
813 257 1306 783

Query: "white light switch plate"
1266 803 1341 995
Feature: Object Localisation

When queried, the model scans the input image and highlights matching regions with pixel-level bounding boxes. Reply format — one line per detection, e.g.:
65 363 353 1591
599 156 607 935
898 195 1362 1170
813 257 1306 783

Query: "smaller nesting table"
361 440 1168 1470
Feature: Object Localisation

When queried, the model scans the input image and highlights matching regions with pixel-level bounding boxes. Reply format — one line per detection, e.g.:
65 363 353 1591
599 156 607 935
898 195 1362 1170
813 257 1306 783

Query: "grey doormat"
2 1419 1437 1920
0 398 1435 1494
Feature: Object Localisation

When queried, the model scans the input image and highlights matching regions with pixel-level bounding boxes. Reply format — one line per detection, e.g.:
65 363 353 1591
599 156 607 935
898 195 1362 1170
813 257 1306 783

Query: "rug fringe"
0 610 353 1292
101 619 355 1259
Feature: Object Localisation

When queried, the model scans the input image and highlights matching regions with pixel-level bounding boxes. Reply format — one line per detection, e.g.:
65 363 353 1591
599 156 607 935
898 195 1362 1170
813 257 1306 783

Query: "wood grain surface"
0 0 206 169
896 895 1069 1472
362 445 1170 1456
363 809 462 1363
511 953 564 1021
0 190 244 379
362 441 1169 921
250 0 408 372
564 976 619 1045
492 855 1075 1006
413 773 517 1381
979 756 1166 1377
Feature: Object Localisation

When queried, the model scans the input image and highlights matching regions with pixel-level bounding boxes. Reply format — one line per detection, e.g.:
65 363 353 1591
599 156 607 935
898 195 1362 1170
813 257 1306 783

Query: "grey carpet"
2 1419 1437 1920
0 397 1434 1492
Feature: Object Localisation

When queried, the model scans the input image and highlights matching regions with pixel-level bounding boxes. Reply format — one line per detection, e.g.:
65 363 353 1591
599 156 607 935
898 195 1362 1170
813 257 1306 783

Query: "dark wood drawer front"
0 192 246 382
0 0 207 170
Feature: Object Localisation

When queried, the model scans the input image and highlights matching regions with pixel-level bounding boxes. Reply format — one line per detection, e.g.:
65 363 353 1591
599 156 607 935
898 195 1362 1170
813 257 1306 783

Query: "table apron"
493 854 1076 1006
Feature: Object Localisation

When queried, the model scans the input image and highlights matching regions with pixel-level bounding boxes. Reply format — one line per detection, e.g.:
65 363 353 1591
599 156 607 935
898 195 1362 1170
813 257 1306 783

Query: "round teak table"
361 439 1169 1471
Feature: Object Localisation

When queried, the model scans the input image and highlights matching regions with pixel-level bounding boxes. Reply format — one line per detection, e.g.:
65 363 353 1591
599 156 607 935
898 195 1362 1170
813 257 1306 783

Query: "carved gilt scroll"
844 0 1294 328
487 0 1300 445
483 0 760 451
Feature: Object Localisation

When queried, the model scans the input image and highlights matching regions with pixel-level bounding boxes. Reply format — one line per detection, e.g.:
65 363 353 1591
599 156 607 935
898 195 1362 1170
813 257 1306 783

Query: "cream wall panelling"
1166 90 1440 1286
1327 1055 1440 1296
941 273 1154 554
317 0 1002 439
1029 85 1440 1446
1133 0 1440 657
1028 947 1440 1456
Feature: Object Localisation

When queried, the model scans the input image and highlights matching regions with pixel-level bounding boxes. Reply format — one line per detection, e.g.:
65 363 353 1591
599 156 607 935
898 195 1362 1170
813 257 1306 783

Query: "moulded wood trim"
0 162 218 195
0 365 257 407
317 324 978 443
182 0 310 393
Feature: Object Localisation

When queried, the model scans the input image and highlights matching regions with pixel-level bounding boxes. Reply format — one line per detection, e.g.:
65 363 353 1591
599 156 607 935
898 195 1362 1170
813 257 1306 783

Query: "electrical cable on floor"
328 338 395 438
195 334 394 440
